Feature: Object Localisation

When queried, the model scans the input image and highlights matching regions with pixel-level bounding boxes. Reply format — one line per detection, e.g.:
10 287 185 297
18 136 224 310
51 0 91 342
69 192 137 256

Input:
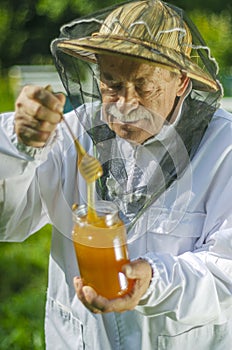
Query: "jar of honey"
72 201 134 299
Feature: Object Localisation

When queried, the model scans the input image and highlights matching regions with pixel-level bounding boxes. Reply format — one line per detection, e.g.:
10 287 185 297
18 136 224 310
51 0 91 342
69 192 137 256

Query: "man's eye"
100 81 121 96
103 83 122 96
108 83 122 91
136 82 154 96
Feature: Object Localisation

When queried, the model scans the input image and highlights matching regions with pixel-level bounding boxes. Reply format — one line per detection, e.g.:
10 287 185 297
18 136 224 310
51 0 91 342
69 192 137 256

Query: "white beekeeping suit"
1 1 232 349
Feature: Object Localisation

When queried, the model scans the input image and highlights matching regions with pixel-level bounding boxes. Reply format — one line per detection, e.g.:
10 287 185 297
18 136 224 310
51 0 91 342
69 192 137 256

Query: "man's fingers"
74 260 152 314
24 85 64 114
15 109 58 146
82 283 140 313
15 124 51 147
15 106 61 127
74 278 106 314
14 85 66 147
82 286 110 311
54 92 66 106
16 88 64 123
73 277 85 298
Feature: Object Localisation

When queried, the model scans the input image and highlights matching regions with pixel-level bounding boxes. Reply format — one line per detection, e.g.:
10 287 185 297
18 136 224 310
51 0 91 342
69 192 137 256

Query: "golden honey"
72 202 134 299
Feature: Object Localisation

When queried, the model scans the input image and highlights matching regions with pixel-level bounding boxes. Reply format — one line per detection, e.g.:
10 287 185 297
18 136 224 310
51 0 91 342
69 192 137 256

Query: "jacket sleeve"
136 116 232 326
0 112 56 241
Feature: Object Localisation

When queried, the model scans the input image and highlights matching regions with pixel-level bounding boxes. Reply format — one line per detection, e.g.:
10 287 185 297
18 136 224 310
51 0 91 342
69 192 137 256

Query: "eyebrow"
101 72 115 81
102 71 146 80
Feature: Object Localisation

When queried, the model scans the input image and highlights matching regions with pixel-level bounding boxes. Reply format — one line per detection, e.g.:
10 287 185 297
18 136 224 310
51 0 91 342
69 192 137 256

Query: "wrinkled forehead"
98 54 175 81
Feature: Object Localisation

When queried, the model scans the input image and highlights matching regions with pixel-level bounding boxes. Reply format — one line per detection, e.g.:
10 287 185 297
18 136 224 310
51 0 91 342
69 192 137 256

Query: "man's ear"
176 73 190 97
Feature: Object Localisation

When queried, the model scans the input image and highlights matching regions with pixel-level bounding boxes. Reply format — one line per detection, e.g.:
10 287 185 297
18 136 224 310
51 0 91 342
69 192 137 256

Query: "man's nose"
116 84 139 115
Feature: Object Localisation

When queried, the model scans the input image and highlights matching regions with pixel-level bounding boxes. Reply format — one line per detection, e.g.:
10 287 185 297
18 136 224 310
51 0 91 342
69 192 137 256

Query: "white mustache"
106 104 154 123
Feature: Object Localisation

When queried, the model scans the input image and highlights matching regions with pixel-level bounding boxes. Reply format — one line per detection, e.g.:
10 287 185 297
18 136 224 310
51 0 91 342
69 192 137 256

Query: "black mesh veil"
51 0 223 232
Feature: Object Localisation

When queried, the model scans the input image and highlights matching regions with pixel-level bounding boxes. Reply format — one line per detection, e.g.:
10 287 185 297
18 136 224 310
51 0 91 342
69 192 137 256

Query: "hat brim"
56 35 220 92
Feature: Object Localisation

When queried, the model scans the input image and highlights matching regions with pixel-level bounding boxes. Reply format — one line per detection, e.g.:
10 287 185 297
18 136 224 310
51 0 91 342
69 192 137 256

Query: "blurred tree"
0 0 231 71
170 0 231 12
189 10 232 73
0 0 122 70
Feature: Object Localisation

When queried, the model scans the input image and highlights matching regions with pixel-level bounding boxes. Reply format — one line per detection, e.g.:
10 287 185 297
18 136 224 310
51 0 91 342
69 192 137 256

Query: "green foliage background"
0 0 231 71
0 225 51 349
0 1 231 349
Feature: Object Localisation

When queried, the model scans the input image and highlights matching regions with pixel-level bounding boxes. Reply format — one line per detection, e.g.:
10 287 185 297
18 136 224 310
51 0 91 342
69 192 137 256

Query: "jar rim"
72 200 119 226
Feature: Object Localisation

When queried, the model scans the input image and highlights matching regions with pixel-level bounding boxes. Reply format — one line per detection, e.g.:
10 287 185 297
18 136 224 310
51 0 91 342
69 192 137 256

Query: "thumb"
55 92 66 107
123 259 152 280
123 264 134 278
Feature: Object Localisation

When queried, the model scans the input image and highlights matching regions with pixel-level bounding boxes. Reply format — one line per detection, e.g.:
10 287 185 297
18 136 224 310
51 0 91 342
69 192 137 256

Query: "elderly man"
1 0 232 349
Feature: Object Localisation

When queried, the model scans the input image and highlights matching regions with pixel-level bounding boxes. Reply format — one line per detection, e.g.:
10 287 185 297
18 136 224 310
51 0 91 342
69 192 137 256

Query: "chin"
108 117 153 143
112 126 149 144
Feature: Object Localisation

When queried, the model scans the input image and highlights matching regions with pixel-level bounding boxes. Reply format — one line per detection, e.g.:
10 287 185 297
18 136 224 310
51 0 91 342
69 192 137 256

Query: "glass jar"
72 201 134 299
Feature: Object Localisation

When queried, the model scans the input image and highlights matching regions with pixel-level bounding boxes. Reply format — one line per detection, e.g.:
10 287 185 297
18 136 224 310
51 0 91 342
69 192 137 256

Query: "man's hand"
15 85 66 147
73 259 152 313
